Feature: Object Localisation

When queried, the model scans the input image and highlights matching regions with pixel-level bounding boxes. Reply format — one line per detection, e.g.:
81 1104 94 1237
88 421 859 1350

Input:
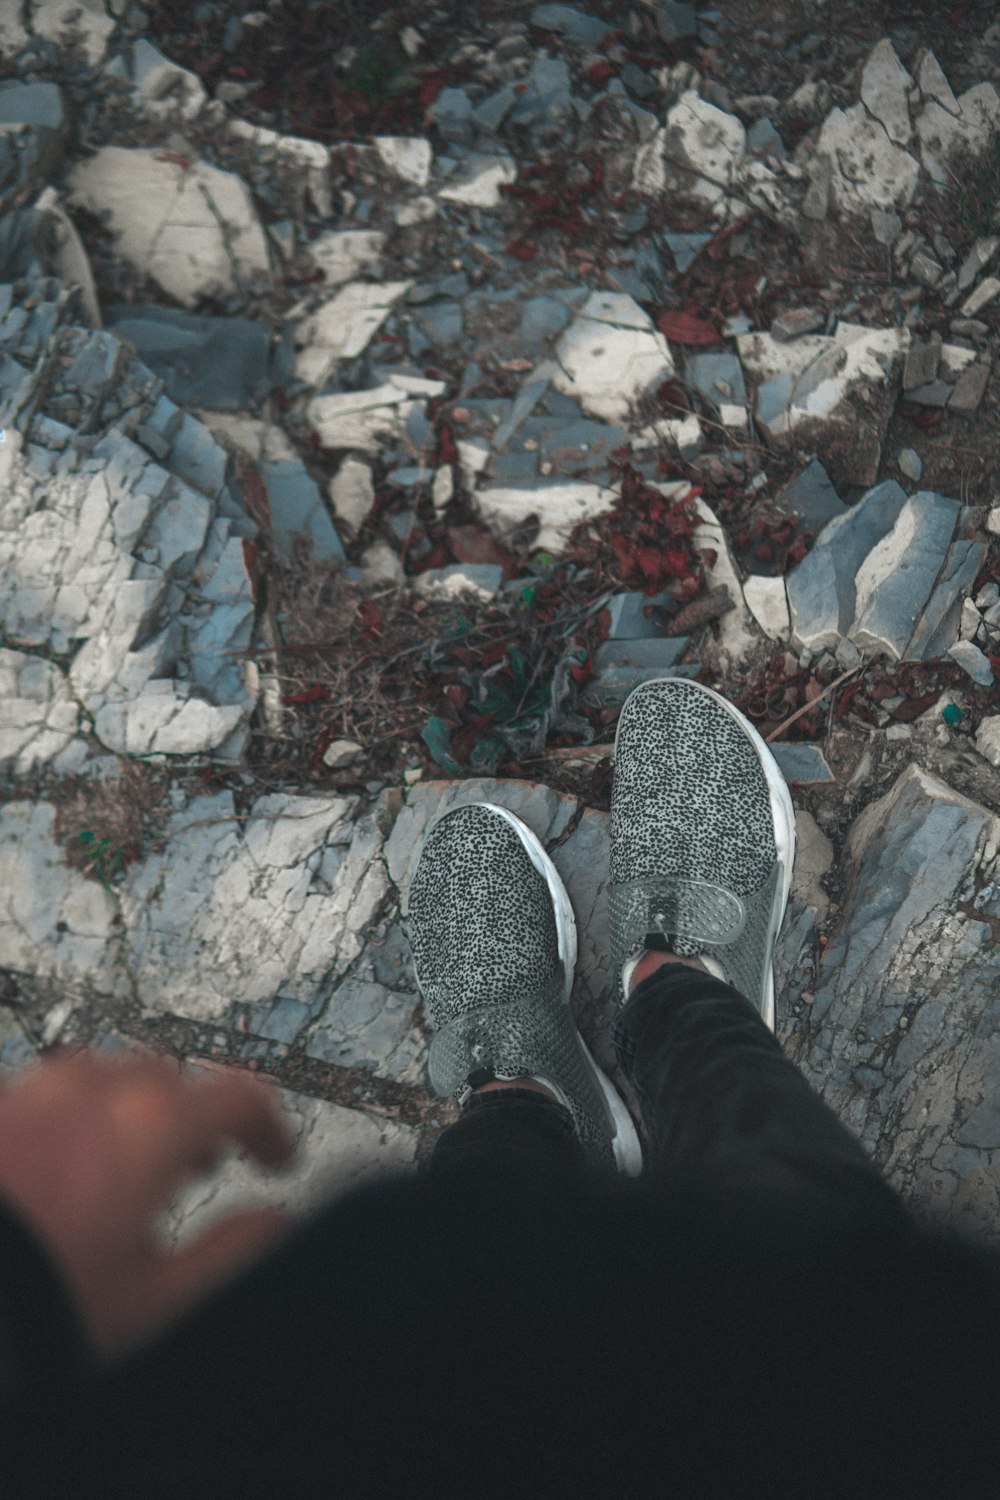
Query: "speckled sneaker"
405 802 643 1176
609 678 796 1031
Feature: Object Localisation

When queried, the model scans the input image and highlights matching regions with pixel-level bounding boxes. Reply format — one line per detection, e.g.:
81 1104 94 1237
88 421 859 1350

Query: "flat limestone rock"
851 490 960 659
65 147 270 308
783 765 1000 1242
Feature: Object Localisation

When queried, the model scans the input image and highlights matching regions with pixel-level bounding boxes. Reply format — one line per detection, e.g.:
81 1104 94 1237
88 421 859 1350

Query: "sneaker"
608 678 796 1030
405 801 643 1175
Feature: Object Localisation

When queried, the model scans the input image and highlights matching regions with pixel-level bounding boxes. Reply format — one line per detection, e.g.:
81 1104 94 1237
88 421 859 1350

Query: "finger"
178 1068 298 1176
144 1207 295 1336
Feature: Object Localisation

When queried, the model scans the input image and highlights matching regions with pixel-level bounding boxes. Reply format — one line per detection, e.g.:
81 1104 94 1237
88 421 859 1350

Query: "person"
0 679 997 1498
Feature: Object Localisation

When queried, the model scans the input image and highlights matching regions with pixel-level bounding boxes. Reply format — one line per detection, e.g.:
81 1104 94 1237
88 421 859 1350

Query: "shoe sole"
418 800 644 1176
612 678 796 1032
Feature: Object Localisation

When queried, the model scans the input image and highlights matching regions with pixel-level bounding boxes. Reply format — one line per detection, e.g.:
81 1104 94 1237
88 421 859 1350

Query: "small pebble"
897 447 922 482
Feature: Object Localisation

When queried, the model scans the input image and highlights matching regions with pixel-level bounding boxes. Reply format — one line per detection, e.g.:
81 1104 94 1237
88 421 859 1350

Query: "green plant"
75 829 125 896
343 42 415 101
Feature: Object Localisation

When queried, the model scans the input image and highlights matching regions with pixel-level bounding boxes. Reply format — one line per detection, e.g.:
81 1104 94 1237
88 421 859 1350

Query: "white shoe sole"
613 678 796 1033
420 801 644 1176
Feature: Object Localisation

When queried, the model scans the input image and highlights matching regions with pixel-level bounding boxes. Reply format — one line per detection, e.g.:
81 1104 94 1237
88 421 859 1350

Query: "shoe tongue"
643 930 704 959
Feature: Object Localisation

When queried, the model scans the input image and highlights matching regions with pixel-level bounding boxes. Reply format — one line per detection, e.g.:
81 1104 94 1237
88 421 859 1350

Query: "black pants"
49 969 1000 1497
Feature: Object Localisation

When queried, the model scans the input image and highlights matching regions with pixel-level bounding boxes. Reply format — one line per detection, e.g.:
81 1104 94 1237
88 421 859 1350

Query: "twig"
764 663 864 743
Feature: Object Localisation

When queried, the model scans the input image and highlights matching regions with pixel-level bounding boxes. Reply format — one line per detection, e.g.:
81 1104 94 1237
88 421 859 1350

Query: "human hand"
0 1046 298 1359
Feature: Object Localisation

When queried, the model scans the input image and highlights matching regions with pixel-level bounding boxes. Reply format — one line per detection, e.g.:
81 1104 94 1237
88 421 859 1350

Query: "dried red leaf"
570 651 593 684
704 214 753 263
283 684 330 706
908 407 943 431
655 309 721 345
357 599 383 637
636 545 664 581
480 641 510 670
947 2 971 20
419 72 449 108
506 238 538 260
436 422 458 465
892 691 939 722
443 683 468 715
154 151 192 170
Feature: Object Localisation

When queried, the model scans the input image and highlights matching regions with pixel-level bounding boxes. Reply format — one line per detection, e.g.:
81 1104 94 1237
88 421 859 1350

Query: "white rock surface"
975 715 1000 767
66 147 271 308
737 322 910 439
374 136 432 186
0 8 28 57
552 300 674 424
692 498 756 659
634 90 747 215
307 384 418 454
328 457 375 531
790 808 834 913
916 83 1000 186
129 38 208 121
322 738 363 770
915 49 961 116
860 39 914 145
813 103 920 212
293 280 412 387
306 229 386 286
31 0 114 64
227 118 335 217
32 186 101 328
742 573 791 640
161 1083 418 1250
358 539 404 586
475 479 620 553
437 152 517 207
194 411 298 464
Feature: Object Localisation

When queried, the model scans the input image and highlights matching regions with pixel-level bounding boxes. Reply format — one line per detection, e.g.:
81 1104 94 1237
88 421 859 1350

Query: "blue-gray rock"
106 305 273 411
652 0 699 40
606 591 679 637
755 370 795 429
746 117 785 155
413 300 463 345
428 87 477 145
519 295 574 343
493 366 553 449
783 765 1000 1239
774 457 846 536
948 639 996 686
769 743 834 785
593 637 689 672
662 231 711 273
261 459 345 565
787 479 909 652
475 83 518 133
685 351 747 412
0 81 65 131
530 3 614 46
254 996 312 1044
506 56 572 126
852 490 959 659
305 978 424 1082
493 449 540 482
905 539 987 659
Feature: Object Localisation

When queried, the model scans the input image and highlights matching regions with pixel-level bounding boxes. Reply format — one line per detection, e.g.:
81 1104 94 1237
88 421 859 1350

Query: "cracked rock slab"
783 765 1000 1242
65 147 271 309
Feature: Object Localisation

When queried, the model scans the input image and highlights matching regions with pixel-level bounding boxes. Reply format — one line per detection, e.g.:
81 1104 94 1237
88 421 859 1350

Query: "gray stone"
948 639 996 686
897 447 923 481
905 539 987 659
685 351 747 411
106 305 273 411
948 359 991 415
0 81 66 131
593 638 689 673
530 4 613 46
605 592 679 638
769 743 834 785
909 251 943 287
774 457 846 535
771 307 825 341
852 490 959 659
787 480 909 652
905 379 953 407
961 275 1000 317
306 978 424 1084
506 55 572 126
783 766 1000 1240
870 207 902 245
957 235 998 292
903 333 941 390
662 232 711 273
584 662 700 704
746 117 783 155
261 459 345 566
652 0 699 41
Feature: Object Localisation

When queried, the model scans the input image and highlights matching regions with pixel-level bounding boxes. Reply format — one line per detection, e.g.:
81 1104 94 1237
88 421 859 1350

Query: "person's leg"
612 950 912 1230
420 1081 588 1181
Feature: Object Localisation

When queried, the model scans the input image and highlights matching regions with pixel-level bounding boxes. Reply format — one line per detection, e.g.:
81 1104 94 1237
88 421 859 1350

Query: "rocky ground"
0 0 999 1245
